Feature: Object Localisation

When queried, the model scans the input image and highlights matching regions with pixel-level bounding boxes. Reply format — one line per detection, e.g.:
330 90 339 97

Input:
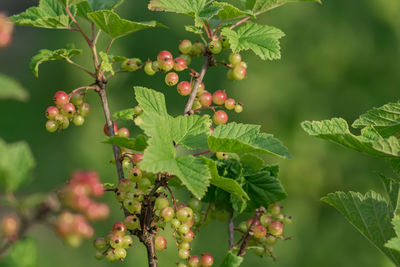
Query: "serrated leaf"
87 10 166 39
148 0 208 14
185 25 203 34
380 175 400 215
113 108 135 121
10 0 74 29
196 5 222 22
221 22 285 61
87 0 124 10
219 250 244 267
202 157 249 201
0 139 36 192
301 118 400 158
134 87 211 198
170 115 211 150
213 2 254 20
103 135 148 151
240 153 264 171
243 0 321 16
208 122 291 158
243 165 287 209
0 74 29 101
321 191 400 265
99 51 114 75
386 216 400 253
352 101 400 138
30 48 82 78
0 237 37 267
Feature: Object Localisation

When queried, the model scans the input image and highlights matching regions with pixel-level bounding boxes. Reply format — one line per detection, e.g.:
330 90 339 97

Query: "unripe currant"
128 168 142 182
110 234 124 248
46 120 58 132
124 199 142 214
253 225 268 239
240 61 248 69
160 206 174 222
155 196 169 210
238 221 248 233
118 128 130 138
155 236 167 251
188 198 202 212
221 36 230 49
177 81 192 96
61 117 70 130
208 40 222 54
165 72 179 86
79 103 91 117
269 221 284 236
122 158 131 169
200 254 214 267
264 235 277 246
196 82 205 96
177 207 193 223
105 249 118 262
137 177 151 191
1 216 19 237
114 248 127 260
62 103 76 117
152 61 161 72
125 215 140 230
160 58 174 72
181 230 195 242
112 222 127 236
70 92 84 106
216 152 228 160
118 178 132 192
188 255 200 267
104 122 118 136
115 190 126 202
260 214 273 227
46 106 59 120
213 110 228 125
180 54 192 66
229 53 242 65
180 242 190 250
132 153 143 165
212 90 227 105
224 98 236 110
122 235 133 248
179 249 190 259
93 237 107 250
232 65 247 80
282 216 292 225
157 50 173 62
192 100 202 110
178 224 190 235
144 61 156 75
53 91 69 107
268 203 281 217
199 92 212 107
73 115 85 126
95 250 105 260
226 69 234 81
171 218 181 229
174 57 187 72
191 41 205 56
121 59 138 72
234 104 243 113
179 40 193 54
247 217 261 229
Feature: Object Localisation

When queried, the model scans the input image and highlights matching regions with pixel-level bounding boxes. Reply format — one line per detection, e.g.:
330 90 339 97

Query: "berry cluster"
45 90 91 133
56 211 94 247
121 58 142 72
103 122 131 138
237 203 291 259
93 222 133 262
0 13 13 48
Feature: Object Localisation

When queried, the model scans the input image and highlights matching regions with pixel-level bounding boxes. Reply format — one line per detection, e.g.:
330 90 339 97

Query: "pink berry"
46 106 59 120
155 236 167 251
112 222 127 236
212 90 227 105
224 98 236 110
269 221 284 236
118 128 130 138
160 58 174 72
132 153 143 165
177 81 192 96
200 254 214 267
246 217 261 229
53 91 69 107
188 255 200 267
174 57 187 72
199 92 212 107
232 65 247 80
213 110 228 125
165 72 179 86
157 50 173 62
253 225 267 239
62 103 76 117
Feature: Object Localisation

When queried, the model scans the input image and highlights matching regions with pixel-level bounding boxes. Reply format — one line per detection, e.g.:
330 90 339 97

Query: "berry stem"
64 58 96 77
237 207 266 257
65 5 92 46
184 55 210 114
202 21 212 40
229 16 250 31
228 210 234 249
68 86 98 98
105 38 115 55
192 150 211 157
164 184 177 211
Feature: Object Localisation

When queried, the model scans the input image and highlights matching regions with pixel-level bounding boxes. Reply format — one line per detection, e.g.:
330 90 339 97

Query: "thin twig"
229 17 250 30
228 210 234 249
64 58 96 77
65 5 91 45
105 39 115 55
164 184 177 211
68 86 98 98
237 207 266 257
193 150 211 157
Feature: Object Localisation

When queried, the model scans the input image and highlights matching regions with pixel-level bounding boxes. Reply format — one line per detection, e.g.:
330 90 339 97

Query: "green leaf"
213 2 254 21
185 25 203 35
301 118 400 158
0 139 36 192
103 135 148 151
59 0 87 6
208 122 291 158
219 250 244 267
0 74 28 101
135 135 149 151
99 51 114 75
202 157 249 201
386 216 400 253
134 87 211 198
1 237 37 267
240 153 264 171
321 191 400 265
87 10 166 39
76 0 124 19
113 108 135 121
148 0 208 14
30 48 82 78
170 115 211 150
243 165 287 209
380 175 400 215
352 101 400 138
243 0 321 16
10 0 74 29
221 22 285 61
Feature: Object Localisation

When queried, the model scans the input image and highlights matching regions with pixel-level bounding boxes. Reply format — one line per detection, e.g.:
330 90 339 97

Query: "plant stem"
193 150 211 157
184 55 210 114
229 17 250 30
237 207 265 257
228 210 234 249
65 58 96 77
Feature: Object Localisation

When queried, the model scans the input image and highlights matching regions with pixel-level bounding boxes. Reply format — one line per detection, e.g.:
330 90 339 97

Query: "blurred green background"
1 0 400 266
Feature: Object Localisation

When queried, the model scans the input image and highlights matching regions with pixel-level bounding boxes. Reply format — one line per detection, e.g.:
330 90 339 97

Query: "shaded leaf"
243 0 321 16
219 250 243 267
386 216 400 253
113 108 135 121
213 2 254 20
170 115 211 150
0 74 28 101
1 237 37 267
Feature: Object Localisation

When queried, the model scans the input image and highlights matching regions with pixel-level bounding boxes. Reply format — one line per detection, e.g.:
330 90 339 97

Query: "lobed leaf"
99 51 114 75
213 2 254 21
170 115 211 150
148 0 209 14
0 74 29 101
30 48 82 77
322 191 400 265
221 22 285 61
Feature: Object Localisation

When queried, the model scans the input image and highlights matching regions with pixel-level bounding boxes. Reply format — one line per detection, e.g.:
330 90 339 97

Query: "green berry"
110 234 124 248
46 120 58 132
125 215 140 230
221 36 230 49
178 224 190 235
165 72 179 86
137 177 151 191
122 235 133 248
152 61 161 72
208 40 222 54
95 250 105 260
114 248 127 260
180 54 192 66
70 92 84 106
234 104 243 113
79 103 91 117
128 168 142 182
122 59 138 72
229 53 242 65
191 41 205 56
73 115 85 126
188 198 202 212
179 40 193 54
160 207 174 222
179 249 190 259
93 237 107 250
232 65 247 80
155 196 169 210
144 61 156 75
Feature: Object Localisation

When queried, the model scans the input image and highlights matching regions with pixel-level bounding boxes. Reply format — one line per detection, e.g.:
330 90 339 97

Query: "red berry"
177 81 192 96
62 103 76 117
160 58 174 72
174 57 187 72
224 98 236 110
46 106 59 120
269 221 284 236
165 72 179 86
199 92 212 107
212 90 227 105
179 40 193 54
213 110 228 125
53 91 69 107
188 255 200 267
104 122 118 136
200 254 214 267
112 222 127 236
157 50 173 62
118 128 130 138
246 217 261 229
155 236 167 251
232 65 247 80
132 153 143 165
253 225 267 239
